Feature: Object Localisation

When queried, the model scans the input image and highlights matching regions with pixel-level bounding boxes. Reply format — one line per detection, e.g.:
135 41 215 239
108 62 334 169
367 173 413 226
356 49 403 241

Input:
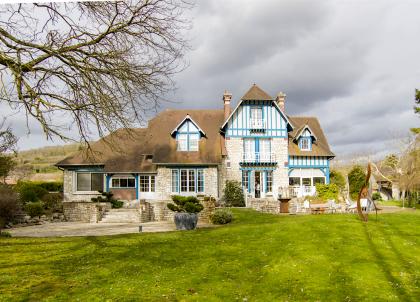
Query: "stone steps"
99 208 140 223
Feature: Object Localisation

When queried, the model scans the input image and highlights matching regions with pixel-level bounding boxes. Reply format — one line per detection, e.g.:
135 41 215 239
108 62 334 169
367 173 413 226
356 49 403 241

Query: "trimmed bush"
35 181 63 192
316 184 339 201
348 165 366 201
24 201 45 218
223 180 245 207
210 208 233 225
91 191 123 208
42 192 63 212
372 192 381 201
167 195 204 213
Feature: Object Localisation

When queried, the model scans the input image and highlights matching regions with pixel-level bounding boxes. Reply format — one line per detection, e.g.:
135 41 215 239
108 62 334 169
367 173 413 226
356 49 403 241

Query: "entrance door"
255 171 261 198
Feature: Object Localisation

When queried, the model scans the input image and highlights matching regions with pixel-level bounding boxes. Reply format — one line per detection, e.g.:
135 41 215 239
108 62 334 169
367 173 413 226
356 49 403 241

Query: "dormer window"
300 137 311 151
171 114 205 152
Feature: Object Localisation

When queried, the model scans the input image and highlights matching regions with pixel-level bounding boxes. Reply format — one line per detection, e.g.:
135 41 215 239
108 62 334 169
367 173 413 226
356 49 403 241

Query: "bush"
223 180 245 207
42 192 63 212
330 170 346 192
0 231 11 237
316 184 339 201
348 165 367 200
0 184 20 229
24 201 45 218
210 208 233 225
167 195 204 213
35 181 63 192
91 191 123 208
372 192 382 201
16 182 48 204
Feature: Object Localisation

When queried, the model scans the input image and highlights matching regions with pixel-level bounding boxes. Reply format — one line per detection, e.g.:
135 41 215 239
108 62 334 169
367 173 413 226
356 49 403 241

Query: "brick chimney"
223 90 232 120
275 92 286 112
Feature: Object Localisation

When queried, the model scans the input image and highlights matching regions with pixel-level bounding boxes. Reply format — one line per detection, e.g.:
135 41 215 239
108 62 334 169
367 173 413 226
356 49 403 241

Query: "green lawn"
1 210 419 301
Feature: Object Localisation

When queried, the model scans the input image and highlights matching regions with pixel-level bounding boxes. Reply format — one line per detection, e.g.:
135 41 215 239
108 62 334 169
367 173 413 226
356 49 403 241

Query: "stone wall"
63 202 110 223
271 137 289 197
111 188 136 201
248 198 281 214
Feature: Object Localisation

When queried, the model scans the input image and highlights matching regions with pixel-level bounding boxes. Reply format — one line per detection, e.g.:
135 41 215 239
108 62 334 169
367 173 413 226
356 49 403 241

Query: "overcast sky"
4 0 420 160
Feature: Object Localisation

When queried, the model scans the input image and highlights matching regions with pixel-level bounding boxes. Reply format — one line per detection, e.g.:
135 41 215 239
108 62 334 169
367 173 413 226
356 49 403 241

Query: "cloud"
2 0 420 160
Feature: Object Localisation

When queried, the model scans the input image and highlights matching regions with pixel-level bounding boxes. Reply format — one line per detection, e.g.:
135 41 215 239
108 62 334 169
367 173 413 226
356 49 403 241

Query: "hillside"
11 143 81 182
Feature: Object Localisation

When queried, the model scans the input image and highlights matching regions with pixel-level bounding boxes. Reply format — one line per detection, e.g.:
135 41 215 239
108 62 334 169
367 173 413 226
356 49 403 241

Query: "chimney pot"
275 92 286 112
223 90 232 120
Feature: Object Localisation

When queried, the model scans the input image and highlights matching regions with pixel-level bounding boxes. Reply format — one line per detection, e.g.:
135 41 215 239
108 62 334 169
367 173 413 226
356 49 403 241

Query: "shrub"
91 191 123 208
35 181 63 192
372 192 382 201
330 170 346 192
0 184 20 229
167 195 204 213
316 184 339 201
42 192 63 212
348 165 367 200
16 182 48 204
24 201 45 217
223 180 245 207
0 231 11 237
210 208 233 224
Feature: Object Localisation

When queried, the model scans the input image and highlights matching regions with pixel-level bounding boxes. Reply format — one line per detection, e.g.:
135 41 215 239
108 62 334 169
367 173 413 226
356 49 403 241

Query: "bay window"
171 168 204 193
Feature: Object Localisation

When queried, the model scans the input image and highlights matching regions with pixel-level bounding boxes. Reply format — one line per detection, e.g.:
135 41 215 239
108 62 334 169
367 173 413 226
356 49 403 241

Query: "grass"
1 209 419 301
378 199 420 209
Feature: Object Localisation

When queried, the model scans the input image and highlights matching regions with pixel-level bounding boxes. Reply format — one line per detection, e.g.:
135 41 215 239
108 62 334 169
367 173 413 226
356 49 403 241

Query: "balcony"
249 118 266 130
241 152 276 164
278 186 316 198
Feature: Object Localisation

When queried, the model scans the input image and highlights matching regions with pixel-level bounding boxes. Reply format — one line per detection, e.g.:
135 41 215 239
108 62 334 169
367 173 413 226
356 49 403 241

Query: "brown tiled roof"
288 116 335 158
56 109 225 171
241 84 273 101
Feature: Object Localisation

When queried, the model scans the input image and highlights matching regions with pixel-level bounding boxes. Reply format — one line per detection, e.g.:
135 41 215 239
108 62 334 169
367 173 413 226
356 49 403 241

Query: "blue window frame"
177 121 200 151
299 137 311 151
171 168 204 193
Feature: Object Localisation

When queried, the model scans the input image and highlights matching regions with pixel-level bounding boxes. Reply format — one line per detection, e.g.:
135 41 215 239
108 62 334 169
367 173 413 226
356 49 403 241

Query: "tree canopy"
0 1 191 144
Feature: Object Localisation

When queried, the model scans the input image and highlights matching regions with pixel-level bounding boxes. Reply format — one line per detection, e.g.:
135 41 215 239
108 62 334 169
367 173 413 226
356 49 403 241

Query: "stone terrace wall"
248 198 281 214
63 202 110 223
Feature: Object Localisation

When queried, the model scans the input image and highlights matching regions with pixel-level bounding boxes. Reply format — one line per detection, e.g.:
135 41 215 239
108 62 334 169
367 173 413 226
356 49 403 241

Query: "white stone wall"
63 170 102 202
271 137 289 198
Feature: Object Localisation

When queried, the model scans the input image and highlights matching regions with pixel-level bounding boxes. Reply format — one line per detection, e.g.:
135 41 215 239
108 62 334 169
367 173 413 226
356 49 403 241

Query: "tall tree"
0 1 191 143
412 89 420 134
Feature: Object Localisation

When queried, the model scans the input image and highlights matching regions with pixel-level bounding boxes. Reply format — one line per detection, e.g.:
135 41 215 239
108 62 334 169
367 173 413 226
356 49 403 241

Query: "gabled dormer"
294 125 317 151
171 114 205 151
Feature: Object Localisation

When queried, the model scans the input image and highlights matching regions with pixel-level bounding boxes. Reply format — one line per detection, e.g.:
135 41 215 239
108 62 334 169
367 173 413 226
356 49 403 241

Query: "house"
56 84 334 219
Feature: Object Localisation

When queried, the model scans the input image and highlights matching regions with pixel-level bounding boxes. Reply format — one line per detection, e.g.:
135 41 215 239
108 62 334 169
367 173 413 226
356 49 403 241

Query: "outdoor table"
311 204 328 214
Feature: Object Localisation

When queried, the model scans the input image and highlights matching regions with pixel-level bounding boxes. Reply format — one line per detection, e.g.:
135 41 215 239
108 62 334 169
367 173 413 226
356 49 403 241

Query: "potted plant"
167 195 204 230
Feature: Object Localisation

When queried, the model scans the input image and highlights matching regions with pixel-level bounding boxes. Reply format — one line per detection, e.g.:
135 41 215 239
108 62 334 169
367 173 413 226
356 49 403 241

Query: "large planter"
174 212 198 230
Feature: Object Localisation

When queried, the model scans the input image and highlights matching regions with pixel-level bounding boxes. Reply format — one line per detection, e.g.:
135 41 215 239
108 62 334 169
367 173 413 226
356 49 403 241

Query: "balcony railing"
242 152 276 163
250 119 266 129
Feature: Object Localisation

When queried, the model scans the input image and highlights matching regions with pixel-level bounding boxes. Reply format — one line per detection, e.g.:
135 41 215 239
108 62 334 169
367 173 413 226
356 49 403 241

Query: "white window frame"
300 138 310 151
139 175 156 193
74 172 104 194
266 171 273 193
111 176 136 188
171 168 204 193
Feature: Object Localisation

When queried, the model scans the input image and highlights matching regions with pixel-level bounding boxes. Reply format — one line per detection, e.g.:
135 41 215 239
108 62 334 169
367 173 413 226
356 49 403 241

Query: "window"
111 177 135 188
172 168 204 193
242 170 249 192
313 177 325 185
300 138 310 151
289 177 300 186
302 178 311 186
140 175 155 192
171 170 179 192
189 134 199 151
76 173 104 192
251 107 262 120
266 171 273 193
177 134 188 151
197 170 204 192
177 133 200 151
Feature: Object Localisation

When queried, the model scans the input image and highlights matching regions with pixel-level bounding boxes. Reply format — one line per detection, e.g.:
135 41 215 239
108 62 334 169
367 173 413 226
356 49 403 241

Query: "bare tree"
0 119 17 153
0 1 191 144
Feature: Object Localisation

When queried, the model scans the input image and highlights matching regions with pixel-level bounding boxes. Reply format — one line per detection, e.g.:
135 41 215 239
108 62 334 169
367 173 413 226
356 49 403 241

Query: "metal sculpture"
356 162 379 222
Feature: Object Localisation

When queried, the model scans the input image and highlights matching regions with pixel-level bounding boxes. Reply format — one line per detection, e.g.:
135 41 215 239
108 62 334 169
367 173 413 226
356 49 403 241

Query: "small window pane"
302 178 311 186
301 138 310 150
188 170 195 192
189 134 199 151
177 134 188 151
77 173 91 191
91 173 104 191
242 170 249 191
180 170 188 192
128 178 136 188
172 170 179 192
120 178 128 188
289 177 300 186
150 176 155 192
197 170 204 192
112 178 120 188
313 177 325 185
266 171 273 193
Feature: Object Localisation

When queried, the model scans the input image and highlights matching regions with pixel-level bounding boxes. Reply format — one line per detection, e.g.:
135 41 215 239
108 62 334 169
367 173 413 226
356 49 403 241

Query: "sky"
2 0 420 160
